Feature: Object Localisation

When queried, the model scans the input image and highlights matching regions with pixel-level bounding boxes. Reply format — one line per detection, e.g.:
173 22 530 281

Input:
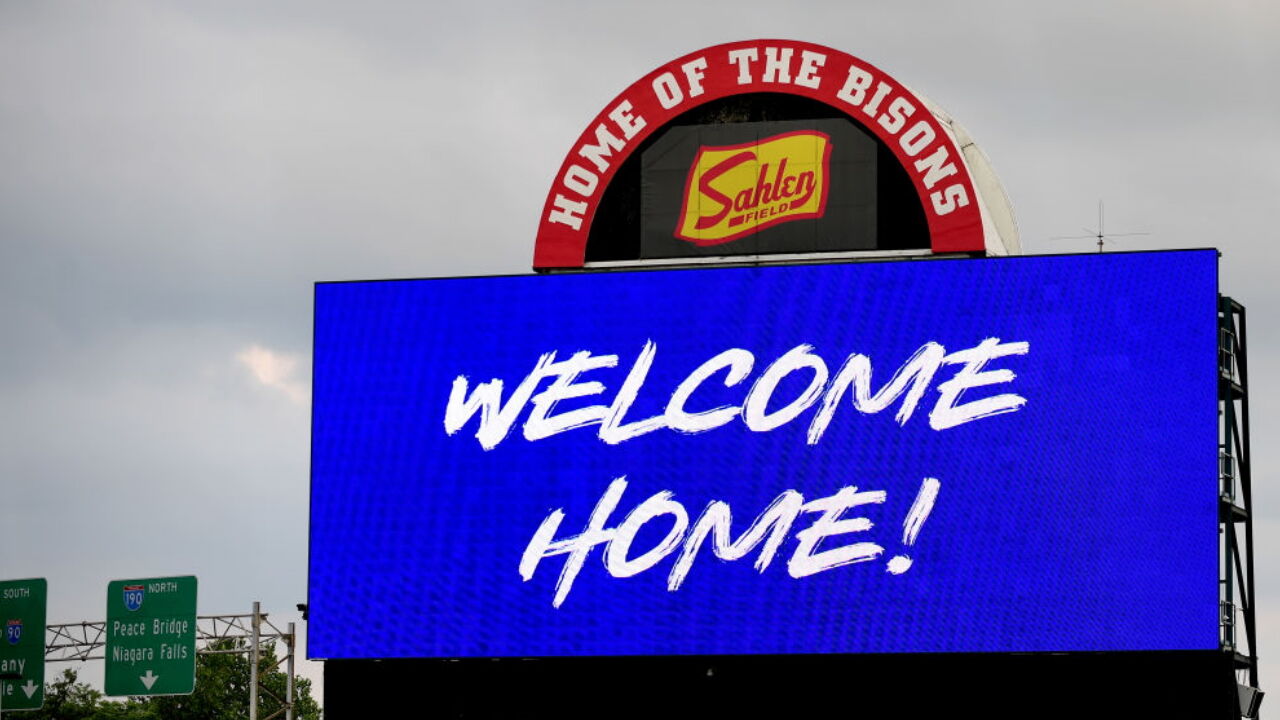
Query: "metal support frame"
42 603 296 720
250 601 261 720
1219 296 1260 717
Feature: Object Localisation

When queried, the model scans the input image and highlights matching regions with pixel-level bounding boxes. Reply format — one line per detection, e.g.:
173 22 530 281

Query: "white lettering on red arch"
534 39 984 268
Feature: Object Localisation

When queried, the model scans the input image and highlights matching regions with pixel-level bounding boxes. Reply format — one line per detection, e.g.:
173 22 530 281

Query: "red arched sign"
533 39 986 269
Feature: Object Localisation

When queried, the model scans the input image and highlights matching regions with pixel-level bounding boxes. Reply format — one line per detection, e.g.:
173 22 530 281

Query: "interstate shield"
123 585 144 612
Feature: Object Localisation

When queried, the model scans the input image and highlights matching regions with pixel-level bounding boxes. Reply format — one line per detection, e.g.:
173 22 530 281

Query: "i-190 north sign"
104 576 197 697
307 250 1219 659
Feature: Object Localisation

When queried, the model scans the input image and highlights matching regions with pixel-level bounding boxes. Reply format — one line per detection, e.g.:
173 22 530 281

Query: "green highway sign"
104 576 197 697
0 578 46 712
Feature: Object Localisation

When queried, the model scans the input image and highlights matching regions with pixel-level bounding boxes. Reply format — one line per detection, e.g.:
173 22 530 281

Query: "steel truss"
43 602 296 720
1219 296 1261 718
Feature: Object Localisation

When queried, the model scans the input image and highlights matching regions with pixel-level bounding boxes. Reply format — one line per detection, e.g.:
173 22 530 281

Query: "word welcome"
521 476 941 607
445 337 1028 451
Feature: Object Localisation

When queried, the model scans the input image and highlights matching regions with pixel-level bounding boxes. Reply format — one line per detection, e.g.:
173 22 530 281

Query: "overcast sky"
2 0 1278 707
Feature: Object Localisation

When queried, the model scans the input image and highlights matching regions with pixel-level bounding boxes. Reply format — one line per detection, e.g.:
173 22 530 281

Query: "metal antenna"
1050 201 1149 252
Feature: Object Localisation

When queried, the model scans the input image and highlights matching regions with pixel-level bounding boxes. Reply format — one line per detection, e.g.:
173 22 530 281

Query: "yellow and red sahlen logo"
676 130 832 246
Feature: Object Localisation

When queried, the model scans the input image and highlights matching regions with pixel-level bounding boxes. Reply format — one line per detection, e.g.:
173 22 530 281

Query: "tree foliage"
26 642 320 720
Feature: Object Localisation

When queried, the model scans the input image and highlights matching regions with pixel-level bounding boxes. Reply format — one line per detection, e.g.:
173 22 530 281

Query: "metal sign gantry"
44 602 296 720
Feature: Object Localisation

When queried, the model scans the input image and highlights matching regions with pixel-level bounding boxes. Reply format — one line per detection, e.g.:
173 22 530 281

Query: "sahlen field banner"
639 119 877 258
308 250 1218 659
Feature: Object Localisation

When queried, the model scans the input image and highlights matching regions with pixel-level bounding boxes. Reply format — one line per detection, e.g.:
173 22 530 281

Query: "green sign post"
104 576 197 697
0 578 46 712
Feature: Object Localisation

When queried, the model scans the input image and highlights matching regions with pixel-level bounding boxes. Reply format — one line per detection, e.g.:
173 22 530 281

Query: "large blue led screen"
308 250 1219 659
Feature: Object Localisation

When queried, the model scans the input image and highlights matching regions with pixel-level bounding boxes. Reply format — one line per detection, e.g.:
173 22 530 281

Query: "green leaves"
28 643 320 720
